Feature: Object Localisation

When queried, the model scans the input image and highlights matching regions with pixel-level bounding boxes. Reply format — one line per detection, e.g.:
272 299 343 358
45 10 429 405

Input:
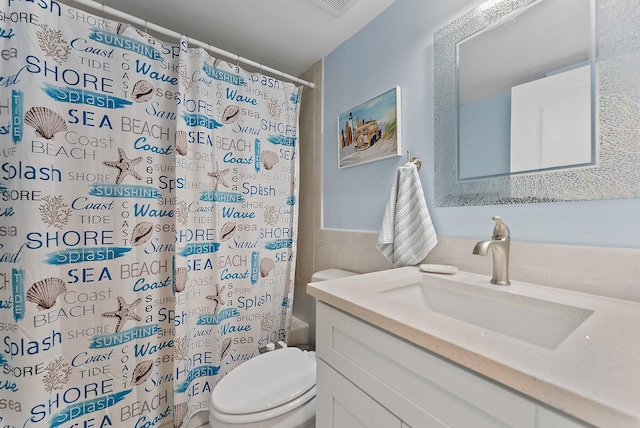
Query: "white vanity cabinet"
315 302 588 428
317 359 404 428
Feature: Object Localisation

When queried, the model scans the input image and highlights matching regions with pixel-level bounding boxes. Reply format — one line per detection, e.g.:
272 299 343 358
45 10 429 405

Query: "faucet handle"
491 216 510 239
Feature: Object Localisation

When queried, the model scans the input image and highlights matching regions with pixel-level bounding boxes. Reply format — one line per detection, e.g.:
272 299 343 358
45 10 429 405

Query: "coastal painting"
338 87 401 168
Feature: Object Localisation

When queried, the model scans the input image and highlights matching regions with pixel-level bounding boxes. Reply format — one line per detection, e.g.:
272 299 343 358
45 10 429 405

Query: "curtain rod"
67 0 316 88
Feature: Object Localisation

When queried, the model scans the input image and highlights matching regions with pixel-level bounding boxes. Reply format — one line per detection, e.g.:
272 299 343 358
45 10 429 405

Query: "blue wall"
322 0 640 249
459 92 511 179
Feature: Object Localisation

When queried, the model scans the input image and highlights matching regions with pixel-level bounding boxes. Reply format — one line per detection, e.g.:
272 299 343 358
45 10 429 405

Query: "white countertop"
307 267 640 428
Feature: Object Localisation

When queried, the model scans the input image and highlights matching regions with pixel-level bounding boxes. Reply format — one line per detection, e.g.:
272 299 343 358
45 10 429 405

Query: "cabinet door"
316 359 402 428
536 406 590 428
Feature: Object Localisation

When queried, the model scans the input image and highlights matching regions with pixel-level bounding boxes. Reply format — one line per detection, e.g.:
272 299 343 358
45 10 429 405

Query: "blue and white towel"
376 162 438 267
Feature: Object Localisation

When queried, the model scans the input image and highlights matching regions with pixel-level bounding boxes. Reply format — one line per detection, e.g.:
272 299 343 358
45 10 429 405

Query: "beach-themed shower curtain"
0 1 301 427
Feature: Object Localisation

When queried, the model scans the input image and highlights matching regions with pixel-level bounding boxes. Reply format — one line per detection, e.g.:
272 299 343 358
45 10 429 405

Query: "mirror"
458 0 593 180
434 0 640 206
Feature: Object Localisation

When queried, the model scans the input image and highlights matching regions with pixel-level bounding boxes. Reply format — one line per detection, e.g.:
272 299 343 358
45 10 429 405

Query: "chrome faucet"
472 216 511 286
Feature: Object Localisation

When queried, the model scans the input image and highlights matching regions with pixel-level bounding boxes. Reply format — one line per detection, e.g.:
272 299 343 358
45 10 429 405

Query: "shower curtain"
0 2 301 427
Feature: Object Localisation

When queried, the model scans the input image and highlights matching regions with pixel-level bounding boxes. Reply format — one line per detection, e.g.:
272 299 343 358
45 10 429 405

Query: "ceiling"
98 0 396 78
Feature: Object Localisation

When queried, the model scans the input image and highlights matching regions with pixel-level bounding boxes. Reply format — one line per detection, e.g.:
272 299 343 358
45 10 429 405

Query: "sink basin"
381 279 593 349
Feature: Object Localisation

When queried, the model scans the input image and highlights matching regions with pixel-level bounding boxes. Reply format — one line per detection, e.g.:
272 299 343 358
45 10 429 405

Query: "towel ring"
407 150 422 170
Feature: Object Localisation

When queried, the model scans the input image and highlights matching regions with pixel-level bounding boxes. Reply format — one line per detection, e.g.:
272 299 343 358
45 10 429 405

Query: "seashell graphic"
261 150 279 170
261 312 274 332
174 267 187 293
130 360 154 386
131 80 154 103
173 402 188 428
219 222 236 242
131 222 154 246
26 277 67 310
221 105 240 124
260 257 275 278
220 337 232 361
24 106 68 139
175 130 187 156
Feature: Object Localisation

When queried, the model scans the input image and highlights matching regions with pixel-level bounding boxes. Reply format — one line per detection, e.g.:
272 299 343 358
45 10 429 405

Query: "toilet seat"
210 385 316 424
211 347 316 424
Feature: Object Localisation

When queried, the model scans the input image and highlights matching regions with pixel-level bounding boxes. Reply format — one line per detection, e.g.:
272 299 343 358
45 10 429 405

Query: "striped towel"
376 162 438 267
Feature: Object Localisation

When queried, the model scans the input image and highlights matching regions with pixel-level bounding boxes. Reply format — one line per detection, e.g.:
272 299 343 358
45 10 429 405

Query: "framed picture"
338 86 401 168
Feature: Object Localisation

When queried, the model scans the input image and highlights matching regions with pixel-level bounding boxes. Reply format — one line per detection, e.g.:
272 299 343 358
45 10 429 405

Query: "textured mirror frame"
434 0 640 206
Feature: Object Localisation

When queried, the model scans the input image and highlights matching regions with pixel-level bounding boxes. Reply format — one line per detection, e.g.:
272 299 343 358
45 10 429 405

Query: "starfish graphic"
206 283 225 314
103 148 143 184
207 162 230 191
102 296 142 332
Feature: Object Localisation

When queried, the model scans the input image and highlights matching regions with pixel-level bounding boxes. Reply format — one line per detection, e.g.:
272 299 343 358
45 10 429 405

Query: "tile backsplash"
312 232 640 304
427 237 640 303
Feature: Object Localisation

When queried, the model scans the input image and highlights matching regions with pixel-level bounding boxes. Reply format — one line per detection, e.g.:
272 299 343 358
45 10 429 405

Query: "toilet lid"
212 347 316 415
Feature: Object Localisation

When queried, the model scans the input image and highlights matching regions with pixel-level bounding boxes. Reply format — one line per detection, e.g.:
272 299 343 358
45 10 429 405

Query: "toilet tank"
311 269 358 282
289 270 357 347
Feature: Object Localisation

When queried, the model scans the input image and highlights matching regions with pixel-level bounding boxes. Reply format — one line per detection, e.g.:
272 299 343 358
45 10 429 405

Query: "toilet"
209 269 357 428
